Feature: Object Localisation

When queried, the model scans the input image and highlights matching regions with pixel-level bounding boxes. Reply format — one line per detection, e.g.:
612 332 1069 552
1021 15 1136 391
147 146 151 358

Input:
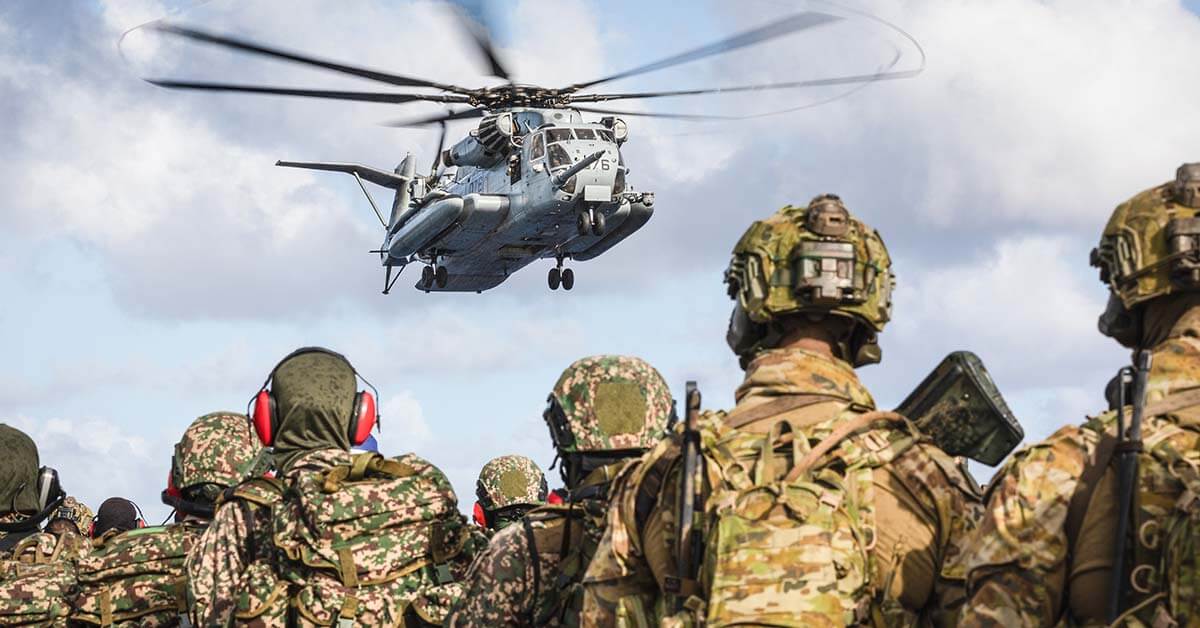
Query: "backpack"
694 409 919 627
231 452 472 626
0 562 75 626
1064 389 1200 626
71 523 199 627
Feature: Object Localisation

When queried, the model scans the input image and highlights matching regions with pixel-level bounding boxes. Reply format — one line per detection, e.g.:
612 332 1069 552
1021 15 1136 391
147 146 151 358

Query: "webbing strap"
349 454 374 481
1066 433 1118 561
1144 387 1200 420
100 588 114 627
723 393 848 430
336 595 359 628
785 411 907 482
337 547 359 588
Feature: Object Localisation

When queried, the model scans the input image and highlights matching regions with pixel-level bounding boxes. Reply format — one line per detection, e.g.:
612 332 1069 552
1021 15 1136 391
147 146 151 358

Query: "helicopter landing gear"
421 265 434 291
420 260 449 291
435 265 448 288
576 208 605 237
548 257 574 291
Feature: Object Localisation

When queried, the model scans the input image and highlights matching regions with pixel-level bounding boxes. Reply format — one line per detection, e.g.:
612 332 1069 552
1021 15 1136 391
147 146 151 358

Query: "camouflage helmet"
474 455 548 511
169 412 264 505
47 496 93 535
724 195 894 365
1091 163 1200 324
544 355 674 455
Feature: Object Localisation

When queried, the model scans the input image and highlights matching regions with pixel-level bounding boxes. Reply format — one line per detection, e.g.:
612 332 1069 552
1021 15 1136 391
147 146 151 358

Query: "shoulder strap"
1144 387 1200 420
522 518 541 624
723 393 847 430
784 411 907 482
1065 431 1119 552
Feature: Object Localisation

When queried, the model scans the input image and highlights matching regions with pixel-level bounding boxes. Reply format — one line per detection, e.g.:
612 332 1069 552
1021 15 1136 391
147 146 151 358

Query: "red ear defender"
548 489 565 505
165 470 182 499
473 502 487 528
350 391 377 446
252 390 276 446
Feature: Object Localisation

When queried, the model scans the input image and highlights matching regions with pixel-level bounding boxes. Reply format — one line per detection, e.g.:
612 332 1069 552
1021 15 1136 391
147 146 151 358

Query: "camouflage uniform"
68 411 263 627
446 355 675 627
582 197 981 626
961 165 1200 626
0 425 66 567
475 455 548 534
187 349 478 627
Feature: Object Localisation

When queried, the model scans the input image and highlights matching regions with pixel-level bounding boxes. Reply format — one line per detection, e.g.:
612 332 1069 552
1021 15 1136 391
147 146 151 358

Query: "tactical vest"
71 523 200 627
1066 389 1200 626
2 531 85 569
225 452 471 627
618 406 931 627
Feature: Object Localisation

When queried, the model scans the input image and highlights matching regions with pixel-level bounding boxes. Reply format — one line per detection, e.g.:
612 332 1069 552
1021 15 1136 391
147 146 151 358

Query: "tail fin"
277 157 417 232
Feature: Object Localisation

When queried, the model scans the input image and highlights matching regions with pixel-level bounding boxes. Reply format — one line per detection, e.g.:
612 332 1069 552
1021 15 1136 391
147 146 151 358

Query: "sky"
3 0 1200 522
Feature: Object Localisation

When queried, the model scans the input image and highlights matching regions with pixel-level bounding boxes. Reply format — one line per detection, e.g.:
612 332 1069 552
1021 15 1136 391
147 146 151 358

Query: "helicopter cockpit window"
596 129 614 143
530 133 545 160
546 128 574 143
548 144 571 170
574 128 596 140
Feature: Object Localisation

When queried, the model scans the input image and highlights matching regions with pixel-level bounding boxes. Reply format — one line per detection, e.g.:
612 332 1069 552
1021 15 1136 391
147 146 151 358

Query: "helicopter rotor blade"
143 80 475 104
150 23 478 95
572 106 733 121
566 67 920 104
559 11 841 93
381 108 487 128
430 117 449 176
445 2 512 81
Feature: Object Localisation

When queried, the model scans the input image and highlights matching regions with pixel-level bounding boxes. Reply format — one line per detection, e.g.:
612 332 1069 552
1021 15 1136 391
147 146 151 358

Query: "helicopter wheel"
548 267 561 290
576 212 591 237
561 268 575 291
591 212 606 237
435 265 448 289
421 265 435 289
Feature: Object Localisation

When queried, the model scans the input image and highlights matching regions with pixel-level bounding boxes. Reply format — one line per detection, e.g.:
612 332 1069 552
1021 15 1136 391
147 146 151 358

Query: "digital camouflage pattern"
960 333 1200 627
0 562 76 625
476 455 548 511
172 411 262 502
1093 176 1200 310
549 355 674 454
583 347 982 627
72 523 202 626
724 195 894 332
449 463 627 627
48 496 94 537
2 529 87 569
188 449 481 626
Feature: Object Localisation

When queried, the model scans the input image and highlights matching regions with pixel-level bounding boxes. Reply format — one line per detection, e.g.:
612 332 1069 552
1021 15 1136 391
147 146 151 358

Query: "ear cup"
548 489 565 505
252 390 277 446
472 502 488 528
88 518 96 538
349 391 377 446
165 469 182 500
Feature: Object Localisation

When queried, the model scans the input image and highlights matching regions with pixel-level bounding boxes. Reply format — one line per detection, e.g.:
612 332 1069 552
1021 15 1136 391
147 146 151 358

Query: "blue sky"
3 0 1200 520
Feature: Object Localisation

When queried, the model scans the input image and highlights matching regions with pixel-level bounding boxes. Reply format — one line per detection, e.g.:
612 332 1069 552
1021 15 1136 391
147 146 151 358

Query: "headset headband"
251 346 380 418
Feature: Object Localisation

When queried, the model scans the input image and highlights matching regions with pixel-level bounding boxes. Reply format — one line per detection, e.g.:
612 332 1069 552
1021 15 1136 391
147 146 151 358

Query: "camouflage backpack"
229 451 473 626
620 407 922 628
71 523 201 627
0 561 76 626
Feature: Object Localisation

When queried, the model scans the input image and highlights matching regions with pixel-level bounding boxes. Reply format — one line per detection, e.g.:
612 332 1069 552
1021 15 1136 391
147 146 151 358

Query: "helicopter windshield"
547 144 571 170
546 128 574 143
530 133 545 160
574 128 596 140
596 129 614 142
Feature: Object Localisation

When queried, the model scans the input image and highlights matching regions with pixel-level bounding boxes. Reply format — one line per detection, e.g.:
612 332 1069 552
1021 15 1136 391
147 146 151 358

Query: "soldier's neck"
776 330 837 360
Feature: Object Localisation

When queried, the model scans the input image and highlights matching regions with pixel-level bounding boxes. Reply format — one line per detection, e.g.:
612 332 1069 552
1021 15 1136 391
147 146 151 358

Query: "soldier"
0 424 66 563
68 411 266 626
187 347 479 626
473 455 549 535
89 497 146 539
960 163 1200 626
445 355 675 627
45 496 94 540
581 195 981 625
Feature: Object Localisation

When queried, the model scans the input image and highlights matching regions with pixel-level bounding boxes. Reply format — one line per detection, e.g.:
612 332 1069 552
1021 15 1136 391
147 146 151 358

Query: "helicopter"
141 6 919 293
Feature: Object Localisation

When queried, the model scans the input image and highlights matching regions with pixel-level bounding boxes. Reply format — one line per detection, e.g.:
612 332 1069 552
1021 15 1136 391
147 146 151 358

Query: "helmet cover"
474 455 547 511
545 355 673 455
172 412 263 502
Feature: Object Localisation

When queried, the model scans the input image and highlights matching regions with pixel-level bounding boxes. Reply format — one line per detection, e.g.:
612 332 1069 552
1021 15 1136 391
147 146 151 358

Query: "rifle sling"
723 393 848 430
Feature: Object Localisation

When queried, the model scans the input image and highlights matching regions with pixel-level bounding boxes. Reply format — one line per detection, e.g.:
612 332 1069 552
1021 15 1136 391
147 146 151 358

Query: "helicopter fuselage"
380 107 654 292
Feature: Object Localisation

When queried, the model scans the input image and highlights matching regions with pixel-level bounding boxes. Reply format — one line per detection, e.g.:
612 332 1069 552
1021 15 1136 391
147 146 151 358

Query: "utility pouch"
896 351 1023 466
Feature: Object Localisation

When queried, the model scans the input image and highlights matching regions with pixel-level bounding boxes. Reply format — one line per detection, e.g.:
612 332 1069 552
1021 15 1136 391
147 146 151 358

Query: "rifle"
1108 351 1152 622
895 351 1024 466
665 381 703 610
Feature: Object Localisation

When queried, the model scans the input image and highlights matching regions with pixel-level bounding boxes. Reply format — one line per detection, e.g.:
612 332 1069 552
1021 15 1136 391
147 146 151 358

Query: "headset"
0 466 65 533
160 462 217 520
249 347 379 448
88 498 146 538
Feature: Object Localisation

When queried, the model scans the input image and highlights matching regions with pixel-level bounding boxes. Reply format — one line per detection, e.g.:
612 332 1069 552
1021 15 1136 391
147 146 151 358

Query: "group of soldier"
2 163 1200 626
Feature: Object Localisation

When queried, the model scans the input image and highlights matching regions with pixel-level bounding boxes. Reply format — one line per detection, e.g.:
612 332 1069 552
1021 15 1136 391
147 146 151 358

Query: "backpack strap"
522 517 542 625
784 411 907 482
1066 431 1119 555
723 393 850 430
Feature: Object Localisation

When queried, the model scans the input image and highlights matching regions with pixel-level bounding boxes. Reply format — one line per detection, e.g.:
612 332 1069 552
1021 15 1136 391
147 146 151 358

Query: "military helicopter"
142 7 918 293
